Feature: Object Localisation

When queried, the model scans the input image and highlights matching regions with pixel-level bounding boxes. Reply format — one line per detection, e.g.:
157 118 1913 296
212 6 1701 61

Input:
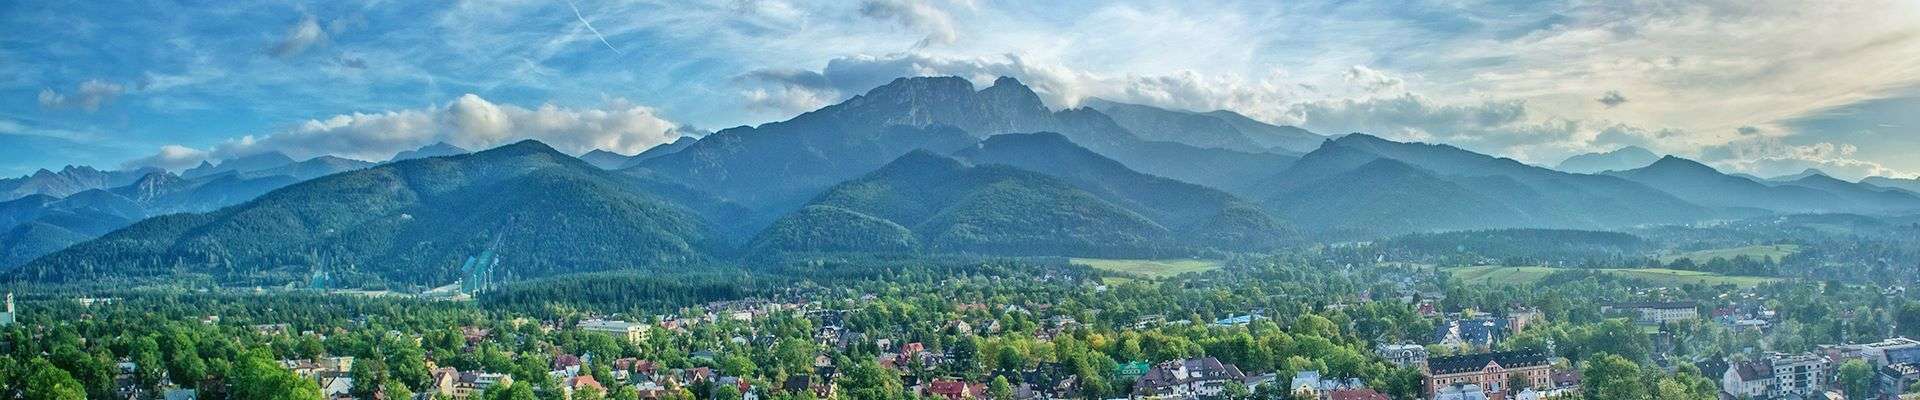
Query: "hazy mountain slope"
1267 159 1533 236
952 132 1292 247
1200 110 1324 153
1051 108 1298 192
0 165 158 201
1254 134 1709 237
755 151 1184 257
622 136 698 167
1773 174 1920 212
580 149 635 169
1863 176 1920 194
628 77 1300 225
12 140 724 284
389 142 469 162
1607 156 1875 214
1082 98 1269 153
1556 146 1660 173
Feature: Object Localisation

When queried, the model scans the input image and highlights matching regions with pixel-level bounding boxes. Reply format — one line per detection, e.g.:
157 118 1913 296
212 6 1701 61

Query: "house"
1771 352 1828 397
578 318 650 342
448 372 513 400
1375 343 1429 368
1433 383 1489 400
564 375 605 398
1132 357 1247 399
1720 360 1772 399
1434 317 1510 350
1824 337 1920 367
1602 302 1699 325
1290 371 1365 398
925 379 983 399
1423 350 1551 398
1880 363 1920 399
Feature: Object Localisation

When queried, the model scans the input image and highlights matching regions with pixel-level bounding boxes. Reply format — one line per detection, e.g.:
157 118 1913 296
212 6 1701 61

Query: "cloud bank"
125 95 690 170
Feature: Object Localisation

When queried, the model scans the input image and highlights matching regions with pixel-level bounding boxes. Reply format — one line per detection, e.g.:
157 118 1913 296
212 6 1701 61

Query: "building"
578 318 650 342
1825 337 1920 367
1879 363 1920 400
1434 317 1510 350
1719 360 1772 399
1423 350 1551 398
1132 357 1248 399
1326 388 1390 400
1771 352 1828 397
1290 371 1365 399
1375 343 1429 368
1603 302 1699 325
447 371 512 400
1433 384 1489 400
0 293 14 326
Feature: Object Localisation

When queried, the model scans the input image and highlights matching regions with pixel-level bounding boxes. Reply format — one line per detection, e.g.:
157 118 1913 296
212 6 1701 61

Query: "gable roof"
1427 350 1549 375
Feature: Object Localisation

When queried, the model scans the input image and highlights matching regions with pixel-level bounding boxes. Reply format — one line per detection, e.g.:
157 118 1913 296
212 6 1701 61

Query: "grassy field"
1446 265 1779 287
1073 258 1224 279
1658 244 1800 263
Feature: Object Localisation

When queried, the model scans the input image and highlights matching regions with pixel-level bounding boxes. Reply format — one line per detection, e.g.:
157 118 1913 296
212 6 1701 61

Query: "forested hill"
11 140 728 285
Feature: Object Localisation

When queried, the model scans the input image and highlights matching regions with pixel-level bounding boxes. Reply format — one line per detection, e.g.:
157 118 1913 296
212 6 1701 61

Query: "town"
8 249 1919 400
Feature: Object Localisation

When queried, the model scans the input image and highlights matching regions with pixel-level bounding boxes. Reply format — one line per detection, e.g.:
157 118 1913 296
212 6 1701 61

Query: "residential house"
1132 357 1247 399
1423 350 1551 399
1720 360 1772 399
1375 343 1429 368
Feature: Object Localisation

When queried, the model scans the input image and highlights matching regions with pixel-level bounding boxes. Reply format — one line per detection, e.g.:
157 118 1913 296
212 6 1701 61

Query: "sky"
2 0 1917 180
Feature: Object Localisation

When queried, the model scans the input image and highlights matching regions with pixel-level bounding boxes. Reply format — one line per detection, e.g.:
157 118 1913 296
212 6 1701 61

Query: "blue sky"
3 0 1917 180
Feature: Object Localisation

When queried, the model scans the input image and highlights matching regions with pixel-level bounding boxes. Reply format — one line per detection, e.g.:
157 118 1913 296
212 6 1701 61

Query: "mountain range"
1556 146 1661 173
9 75 1920 285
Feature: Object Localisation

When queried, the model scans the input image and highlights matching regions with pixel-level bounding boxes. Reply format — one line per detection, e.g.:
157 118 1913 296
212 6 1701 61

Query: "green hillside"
12 140 725 285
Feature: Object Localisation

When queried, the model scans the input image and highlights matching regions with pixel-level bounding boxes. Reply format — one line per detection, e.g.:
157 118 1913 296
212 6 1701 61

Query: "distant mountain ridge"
1255 134 1709 238
1556 146 1660 173
13 140 727 284
0 165 159 201
1082 98 1322 154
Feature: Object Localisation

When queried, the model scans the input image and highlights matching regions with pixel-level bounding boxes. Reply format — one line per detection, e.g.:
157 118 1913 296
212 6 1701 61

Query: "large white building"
1771 352 1827 397
1375 343 1429 368
578 318 650 342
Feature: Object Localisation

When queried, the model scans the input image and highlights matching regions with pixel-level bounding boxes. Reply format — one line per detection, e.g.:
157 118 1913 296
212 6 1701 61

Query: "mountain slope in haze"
1255 134 1709 237
389 142 470 162
1772 173 1920 213
12 140 725 285
0 167 325 269
622 136 697 167
627 76 1299 224
1768 168 1830 182
0 165 159 201
1083 98 1322 154
951 132 1292 247
1863 176 1920 194
1607 156 1920 214
580 149 636 170
752 151 1189 257
1556 146 1660 173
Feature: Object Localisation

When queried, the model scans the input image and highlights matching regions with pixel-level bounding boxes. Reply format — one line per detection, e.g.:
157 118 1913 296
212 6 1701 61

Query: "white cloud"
129 94 689 168
269 15 326 58
858 0 962 48
121 145 210 171
1699 136 1897 180
37 79 126 111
